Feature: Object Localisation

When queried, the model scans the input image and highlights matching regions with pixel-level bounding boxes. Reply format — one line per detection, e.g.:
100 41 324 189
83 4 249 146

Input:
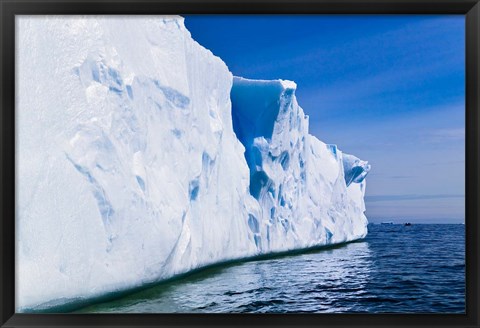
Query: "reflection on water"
78 224 464 313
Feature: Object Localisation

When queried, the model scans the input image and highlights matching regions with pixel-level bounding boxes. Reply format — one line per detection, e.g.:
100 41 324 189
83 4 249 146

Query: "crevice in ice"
202 152 214 177
75 57 123 92
136 175 146 192
152 80 190 109
278 151 290 170
247 214 260 233
254 235 261 248
188 178 200 201
65 154 115 224
327 144 338 160
249 171 271 200
280 218 290 232
325 228 333 243
126 85 134 99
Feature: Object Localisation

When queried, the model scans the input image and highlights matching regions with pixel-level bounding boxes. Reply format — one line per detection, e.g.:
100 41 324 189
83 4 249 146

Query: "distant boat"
404 222 412 226
381 221 394 225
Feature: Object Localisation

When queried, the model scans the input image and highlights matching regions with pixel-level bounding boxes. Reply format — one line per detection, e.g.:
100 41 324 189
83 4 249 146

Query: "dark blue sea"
78 224 465 313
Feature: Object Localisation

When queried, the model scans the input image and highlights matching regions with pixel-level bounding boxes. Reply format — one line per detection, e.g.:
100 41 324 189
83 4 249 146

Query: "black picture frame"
1 0 479 327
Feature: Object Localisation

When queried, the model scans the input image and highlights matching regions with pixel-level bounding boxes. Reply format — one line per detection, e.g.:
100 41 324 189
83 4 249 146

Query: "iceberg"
16 16 369 312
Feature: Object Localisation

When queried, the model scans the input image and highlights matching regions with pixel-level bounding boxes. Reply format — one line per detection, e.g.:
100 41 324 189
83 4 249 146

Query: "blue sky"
185 15 465 223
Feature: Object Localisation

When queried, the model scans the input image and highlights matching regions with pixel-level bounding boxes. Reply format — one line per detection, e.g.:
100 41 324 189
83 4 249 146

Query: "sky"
185 15 465 223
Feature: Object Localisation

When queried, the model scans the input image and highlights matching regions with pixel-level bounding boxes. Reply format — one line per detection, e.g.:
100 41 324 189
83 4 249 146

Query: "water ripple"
77 224 465 313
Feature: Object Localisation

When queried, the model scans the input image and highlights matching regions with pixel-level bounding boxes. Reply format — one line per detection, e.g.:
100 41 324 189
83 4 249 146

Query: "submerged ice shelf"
16 16 370 311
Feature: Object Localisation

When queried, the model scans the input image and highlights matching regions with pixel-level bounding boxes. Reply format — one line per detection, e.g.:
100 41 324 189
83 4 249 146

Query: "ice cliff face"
16 16 369 311
231 77 369 251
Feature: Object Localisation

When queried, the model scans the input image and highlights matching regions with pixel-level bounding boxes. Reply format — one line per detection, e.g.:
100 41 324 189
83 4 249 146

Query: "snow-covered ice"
16 16 369 311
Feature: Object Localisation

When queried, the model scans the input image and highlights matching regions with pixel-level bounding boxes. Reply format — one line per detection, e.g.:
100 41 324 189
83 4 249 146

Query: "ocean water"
77 224 465 313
